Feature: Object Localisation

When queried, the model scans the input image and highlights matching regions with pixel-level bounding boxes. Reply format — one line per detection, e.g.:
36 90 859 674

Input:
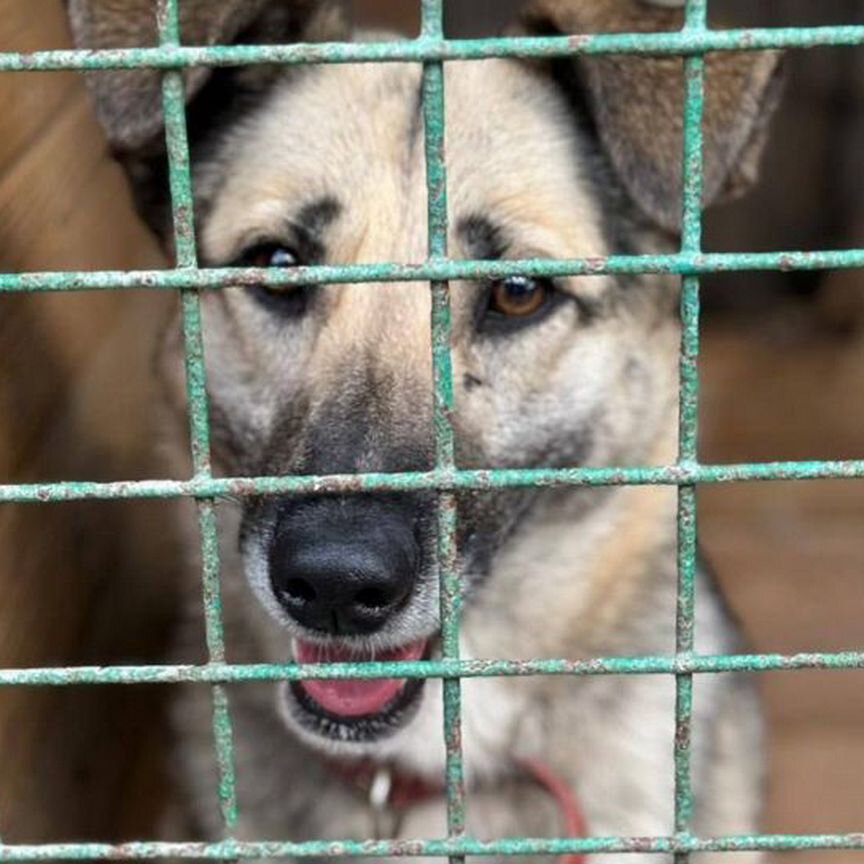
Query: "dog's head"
73 0 780 762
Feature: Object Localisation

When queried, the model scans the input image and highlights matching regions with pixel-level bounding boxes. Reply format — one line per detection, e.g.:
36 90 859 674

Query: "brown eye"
237 243 309 316
242 243 300 274
489 275 550 318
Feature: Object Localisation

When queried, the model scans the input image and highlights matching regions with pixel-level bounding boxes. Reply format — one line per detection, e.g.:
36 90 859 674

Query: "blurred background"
1 1 862 861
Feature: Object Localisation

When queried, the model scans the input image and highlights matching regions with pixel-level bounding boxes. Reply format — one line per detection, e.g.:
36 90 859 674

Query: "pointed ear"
68 0 348 154
518 0 783 232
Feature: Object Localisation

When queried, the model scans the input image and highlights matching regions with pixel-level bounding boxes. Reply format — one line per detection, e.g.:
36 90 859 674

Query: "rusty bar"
2 650 863 688
2 25 864 73
2 460 864 505
3 249 864 294
1 832 864 860
421 0 466 854
156 0 238 835
673 2 707 858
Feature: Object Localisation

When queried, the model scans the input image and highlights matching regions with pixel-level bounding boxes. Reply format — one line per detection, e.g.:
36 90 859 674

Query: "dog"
70 0 782 860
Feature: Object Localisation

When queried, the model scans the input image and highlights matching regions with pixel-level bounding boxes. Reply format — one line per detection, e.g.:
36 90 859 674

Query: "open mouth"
285 637 430 742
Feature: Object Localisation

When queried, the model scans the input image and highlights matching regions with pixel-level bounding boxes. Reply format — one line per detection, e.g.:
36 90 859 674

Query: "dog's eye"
241 243 301 275
237 243 309 316
488 276 551 318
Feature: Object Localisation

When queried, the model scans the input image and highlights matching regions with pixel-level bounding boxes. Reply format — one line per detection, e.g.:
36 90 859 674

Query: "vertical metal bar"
420 0 465 856
674 1 707 860
156 0 238 835
422 0 456 470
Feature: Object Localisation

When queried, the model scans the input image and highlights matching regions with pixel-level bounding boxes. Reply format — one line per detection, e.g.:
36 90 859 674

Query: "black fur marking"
207 196 342 270
295 362 433 477
296 197 342 246
457 214 509 261
286 196 343 264
464 373 485 391
248 282 313 319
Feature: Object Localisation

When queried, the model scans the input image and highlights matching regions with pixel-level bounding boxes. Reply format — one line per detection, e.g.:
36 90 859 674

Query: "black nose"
269 498 420 636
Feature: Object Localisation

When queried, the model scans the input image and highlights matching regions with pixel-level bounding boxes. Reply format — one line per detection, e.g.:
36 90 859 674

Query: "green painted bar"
1 250 863 294
2 25 864 73
1 832 864 860
423 35 456 469
156 0 238 834
420 0 466 852
161 73 211 472
197 503 239 831
672 4 707 854
2 460 864 505
437 498 465 846
2 248 863 294
1 651 863 689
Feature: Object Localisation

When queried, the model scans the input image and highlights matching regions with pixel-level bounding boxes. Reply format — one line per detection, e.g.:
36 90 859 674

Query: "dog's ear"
68 0 348 153
518 0 783 232
69 0 348 237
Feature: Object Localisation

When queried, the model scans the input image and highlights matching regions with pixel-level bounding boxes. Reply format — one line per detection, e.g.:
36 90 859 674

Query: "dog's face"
200 56 681 749
72 0 780 763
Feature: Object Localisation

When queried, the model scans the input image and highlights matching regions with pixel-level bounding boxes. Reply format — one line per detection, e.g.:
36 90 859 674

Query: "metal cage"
1 0 864 859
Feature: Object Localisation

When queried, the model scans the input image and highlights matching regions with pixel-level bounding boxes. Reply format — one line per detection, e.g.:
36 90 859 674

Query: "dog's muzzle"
265 496 433 733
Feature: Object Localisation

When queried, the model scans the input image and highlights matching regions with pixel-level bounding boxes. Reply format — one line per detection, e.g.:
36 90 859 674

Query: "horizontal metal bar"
2 249 864 294
2 461 863 505
1 651 862 688
2 26 864 74
1 832 863 860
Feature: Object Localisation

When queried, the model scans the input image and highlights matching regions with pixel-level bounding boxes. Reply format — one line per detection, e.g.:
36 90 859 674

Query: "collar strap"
330 757 587 864
516 758 588 864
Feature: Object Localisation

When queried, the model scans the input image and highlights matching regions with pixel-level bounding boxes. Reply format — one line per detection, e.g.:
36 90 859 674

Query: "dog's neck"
327 754 588 863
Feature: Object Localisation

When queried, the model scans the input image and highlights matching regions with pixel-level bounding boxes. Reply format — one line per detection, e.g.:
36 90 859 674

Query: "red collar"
329 757 588 864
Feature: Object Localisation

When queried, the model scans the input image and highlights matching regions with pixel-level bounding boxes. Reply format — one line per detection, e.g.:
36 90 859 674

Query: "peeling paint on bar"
2 461 863 505
2 250 863 293
1 651 863 688
672 6 706 856
156 0 239 834
2 26 864 73
1 832 863 860
420 1 467 855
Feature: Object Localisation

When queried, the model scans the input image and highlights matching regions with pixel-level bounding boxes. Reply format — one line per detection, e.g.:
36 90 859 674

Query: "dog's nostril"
354 586 391 610
283 578 316 603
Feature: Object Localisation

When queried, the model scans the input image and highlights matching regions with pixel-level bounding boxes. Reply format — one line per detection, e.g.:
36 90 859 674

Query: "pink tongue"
295 639 427 718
